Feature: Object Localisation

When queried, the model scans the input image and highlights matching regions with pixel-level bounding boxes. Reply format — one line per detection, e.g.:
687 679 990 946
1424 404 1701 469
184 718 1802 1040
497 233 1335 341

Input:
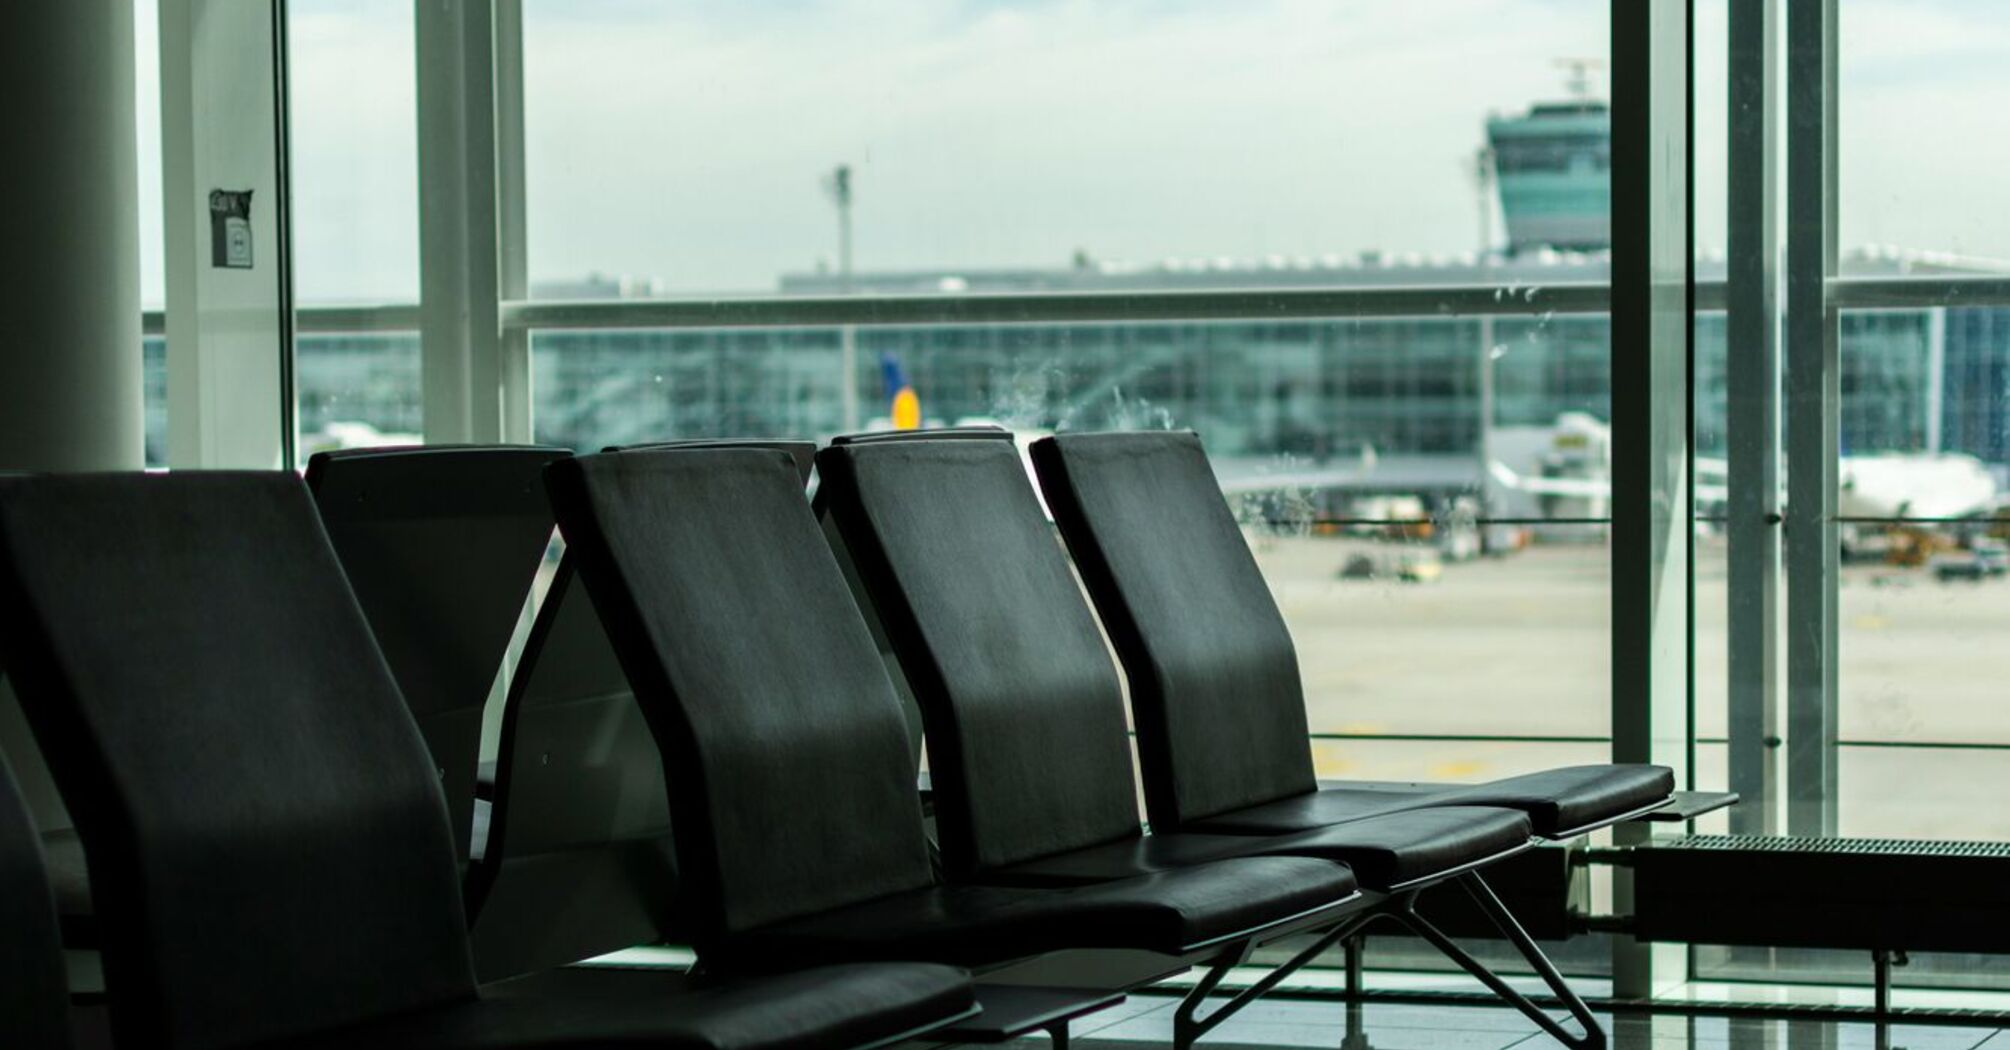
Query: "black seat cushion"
0 752 71 1050
1428 765 1675 834
543 450 939 950
1194 767 1675 839
1181 760 1672 832
0 472 479 1049
716 855 1357 971
816 438 1143 877
991 806 1533 892
1029 432 1317 830
266 964 975 1050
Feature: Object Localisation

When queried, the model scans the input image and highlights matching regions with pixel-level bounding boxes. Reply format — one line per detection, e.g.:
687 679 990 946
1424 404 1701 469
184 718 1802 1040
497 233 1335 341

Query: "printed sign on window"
210 190 253 269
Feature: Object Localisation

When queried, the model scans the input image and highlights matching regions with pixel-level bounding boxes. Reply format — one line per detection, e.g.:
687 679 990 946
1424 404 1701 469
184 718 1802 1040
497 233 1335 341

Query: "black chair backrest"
305 444 568 862
544 448 935 950
1030 432 1317 831
0 749 71 1050
817 433 991 766
817 436 1143 877
468 439 815 982
613 438 817 482
0 473 477 1050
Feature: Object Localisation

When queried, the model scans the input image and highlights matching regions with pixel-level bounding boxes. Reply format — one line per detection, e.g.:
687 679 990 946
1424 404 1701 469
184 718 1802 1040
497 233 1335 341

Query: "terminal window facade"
254 4 2010 838
229 1 2010 854
511 0 1623 788
119 0 2010 1003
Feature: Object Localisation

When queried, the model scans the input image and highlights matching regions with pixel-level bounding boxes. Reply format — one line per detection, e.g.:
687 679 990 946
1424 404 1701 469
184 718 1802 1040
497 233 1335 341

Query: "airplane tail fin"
879 353 921 430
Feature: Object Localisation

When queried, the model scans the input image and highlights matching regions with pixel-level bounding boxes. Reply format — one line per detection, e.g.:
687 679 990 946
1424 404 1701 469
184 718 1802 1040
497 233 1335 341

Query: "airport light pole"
1477 316 1497 547
826 164 860 431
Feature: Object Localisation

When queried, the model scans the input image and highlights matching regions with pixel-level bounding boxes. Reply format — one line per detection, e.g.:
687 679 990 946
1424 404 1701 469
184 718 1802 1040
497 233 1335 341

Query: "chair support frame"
1170 871 1607 1050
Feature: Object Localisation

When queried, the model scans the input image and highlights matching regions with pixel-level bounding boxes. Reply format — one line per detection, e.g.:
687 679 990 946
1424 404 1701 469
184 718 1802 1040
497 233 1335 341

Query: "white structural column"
0 0 145 841
494 0 533 444
0 1 143 472
161 0 292 469
417 0 507 445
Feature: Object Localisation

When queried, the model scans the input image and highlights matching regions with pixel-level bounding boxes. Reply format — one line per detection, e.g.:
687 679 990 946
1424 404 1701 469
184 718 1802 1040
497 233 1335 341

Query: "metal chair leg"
1340 998 1375 1050
1170 914 1376 1050
1387 874 1607 1050
1170 944 1246 1050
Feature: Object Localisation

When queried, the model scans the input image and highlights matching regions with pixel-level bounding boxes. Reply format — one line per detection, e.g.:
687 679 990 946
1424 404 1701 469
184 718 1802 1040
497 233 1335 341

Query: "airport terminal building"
185 248 2009 515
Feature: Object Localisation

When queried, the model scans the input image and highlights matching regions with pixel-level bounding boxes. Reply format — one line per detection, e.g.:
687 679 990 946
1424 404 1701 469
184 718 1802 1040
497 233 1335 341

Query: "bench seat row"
0 428 1674 1050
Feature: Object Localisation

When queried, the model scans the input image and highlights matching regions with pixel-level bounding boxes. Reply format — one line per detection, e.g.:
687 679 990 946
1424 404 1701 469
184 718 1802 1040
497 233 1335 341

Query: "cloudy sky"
136 0 2010 304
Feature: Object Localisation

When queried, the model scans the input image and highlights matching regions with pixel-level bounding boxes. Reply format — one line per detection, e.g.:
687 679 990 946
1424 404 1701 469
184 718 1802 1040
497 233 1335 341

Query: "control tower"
1483 60 1611 253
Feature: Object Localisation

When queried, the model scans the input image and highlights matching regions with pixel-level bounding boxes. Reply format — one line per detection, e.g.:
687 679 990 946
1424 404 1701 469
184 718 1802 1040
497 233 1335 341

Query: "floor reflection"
973 994 2007 1049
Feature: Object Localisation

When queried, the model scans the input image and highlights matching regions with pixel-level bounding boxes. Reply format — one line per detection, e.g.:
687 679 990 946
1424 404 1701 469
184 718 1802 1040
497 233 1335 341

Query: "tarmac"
1246 531 2010 841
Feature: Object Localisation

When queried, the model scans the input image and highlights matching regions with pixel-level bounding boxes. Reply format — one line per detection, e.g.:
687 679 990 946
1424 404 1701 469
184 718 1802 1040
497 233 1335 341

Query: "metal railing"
500 281 1613 330
492 273 2010 330
136 273 2010 338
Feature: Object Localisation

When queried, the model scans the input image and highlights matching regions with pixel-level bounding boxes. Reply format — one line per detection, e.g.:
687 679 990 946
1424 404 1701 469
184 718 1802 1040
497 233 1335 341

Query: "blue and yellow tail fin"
879 353 921 430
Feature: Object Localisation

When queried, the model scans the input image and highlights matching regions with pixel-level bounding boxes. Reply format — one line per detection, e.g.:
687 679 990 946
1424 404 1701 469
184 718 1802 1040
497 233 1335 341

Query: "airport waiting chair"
306 444 570 865
816 432 1636 1048
0 749 72 1050
1027 429 1676 841
0 471 978 1050
543 447 1368 1049
815 432 1533 890
466 439 815 983
39 442 578 949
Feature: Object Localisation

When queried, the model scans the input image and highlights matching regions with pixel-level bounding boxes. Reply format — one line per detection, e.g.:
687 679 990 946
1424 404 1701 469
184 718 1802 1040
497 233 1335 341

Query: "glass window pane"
137 0 166 466
524 1 1609 296
1839 744 2010 840
1310 736 1612 787
288 0 422 452
1839 522 2010 748
1276 524 1610 743
1841 0 2010 258
289 0 418 304
295 334 424 456
534 323 1612 744
1834 1 2010 847
523 3 1618 767
535 314 1600 473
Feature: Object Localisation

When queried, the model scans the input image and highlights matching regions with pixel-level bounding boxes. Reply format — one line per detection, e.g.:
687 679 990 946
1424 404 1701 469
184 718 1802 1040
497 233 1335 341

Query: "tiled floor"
960 994 2010 1049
